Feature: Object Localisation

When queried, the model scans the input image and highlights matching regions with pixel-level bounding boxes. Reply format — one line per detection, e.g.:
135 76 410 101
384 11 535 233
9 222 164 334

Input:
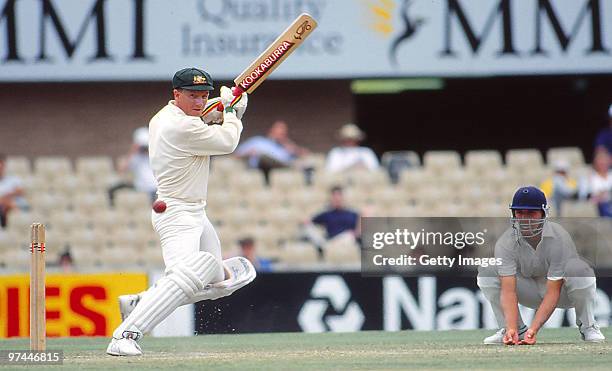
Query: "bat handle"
217 86 245 112
232 86 244 96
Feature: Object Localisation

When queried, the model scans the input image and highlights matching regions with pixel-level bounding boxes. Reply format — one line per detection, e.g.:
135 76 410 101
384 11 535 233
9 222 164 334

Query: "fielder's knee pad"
477 265 500 288
167 251 219 298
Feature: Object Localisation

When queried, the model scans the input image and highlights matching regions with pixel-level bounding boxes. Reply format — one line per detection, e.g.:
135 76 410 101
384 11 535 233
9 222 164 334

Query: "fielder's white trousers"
477 262 597 329
152 197 225 283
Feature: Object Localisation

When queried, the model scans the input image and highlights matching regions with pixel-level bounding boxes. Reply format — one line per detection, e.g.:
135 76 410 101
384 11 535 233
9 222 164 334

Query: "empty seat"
113 190 151 213
279 242 319 265
506 149 544 169
465 150 503 174
269 169 306 189
423 151 461 174
5 156 31 177
547 147 585 168
75 156 115 180
346 169 389 188
34 156 73 179
211 156 246 174
73 192 108 214
562 201 598 217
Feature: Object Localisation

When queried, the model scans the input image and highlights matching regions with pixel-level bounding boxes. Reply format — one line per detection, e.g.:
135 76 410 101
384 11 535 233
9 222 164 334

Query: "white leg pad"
112 251 218 339
186 257 256 303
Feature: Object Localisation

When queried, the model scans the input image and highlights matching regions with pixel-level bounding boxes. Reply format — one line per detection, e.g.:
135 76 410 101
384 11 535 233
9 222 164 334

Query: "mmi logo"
0 0 152 63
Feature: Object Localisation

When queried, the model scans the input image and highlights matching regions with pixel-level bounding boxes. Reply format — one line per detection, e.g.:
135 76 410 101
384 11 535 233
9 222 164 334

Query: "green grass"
1 328 611 370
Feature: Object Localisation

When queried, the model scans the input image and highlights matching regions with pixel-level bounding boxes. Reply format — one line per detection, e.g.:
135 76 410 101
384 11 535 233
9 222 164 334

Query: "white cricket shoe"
483 325 528 344
580 325 605 343
106 338 143 356
119 294 141 321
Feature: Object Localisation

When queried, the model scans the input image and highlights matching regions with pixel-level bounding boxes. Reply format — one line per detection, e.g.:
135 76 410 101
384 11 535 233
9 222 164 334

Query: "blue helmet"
509 186 549 238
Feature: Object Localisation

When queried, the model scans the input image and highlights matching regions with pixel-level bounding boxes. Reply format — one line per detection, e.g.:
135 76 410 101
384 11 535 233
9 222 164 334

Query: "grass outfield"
1 328 611 370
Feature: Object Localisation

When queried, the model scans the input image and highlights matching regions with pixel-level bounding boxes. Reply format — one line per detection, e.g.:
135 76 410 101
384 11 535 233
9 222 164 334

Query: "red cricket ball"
152 200 167 213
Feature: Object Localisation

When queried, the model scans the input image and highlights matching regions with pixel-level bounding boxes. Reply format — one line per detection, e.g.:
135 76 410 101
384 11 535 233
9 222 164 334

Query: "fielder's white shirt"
325 146 380 172
149 101 242 203
495 221 580 280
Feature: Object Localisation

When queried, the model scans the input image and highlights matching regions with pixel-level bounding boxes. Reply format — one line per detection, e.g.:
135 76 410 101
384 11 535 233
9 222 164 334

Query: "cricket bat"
210 13 317 113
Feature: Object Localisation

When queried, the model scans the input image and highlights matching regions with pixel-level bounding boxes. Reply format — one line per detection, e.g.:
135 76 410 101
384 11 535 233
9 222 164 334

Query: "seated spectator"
235 120 309 182
238 237 272 272
594 104 612 156
301 186 360 255
0 153 29 228
326 123 379 173
579 151 612 217
540 160 577 216
108 127 157 205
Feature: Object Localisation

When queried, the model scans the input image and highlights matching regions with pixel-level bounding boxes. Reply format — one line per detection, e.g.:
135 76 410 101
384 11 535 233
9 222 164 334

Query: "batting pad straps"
167 252 218 297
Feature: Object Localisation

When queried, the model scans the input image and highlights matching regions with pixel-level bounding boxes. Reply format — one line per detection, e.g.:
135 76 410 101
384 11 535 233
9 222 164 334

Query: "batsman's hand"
519 329 537 345
201 97 224 124
220 86 248 119
503 328 519 345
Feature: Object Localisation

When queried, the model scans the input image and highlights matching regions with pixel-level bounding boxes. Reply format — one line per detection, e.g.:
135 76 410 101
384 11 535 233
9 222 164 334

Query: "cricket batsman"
106 67 255 356
477 186 605 345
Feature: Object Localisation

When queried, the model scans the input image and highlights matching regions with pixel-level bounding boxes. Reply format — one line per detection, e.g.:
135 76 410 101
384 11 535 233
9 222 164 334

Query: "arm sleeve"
363 148 380 170
312 212 327 225
325 148 342 172
178 112 243 156
495 238 517 276
547 231 574 280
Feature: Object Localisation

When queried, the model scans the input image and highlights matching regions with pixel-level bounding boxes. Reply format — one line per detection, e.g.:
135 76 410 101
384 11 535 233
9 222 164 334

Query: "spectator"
325 123 379 173
594 103 612 156
238 237 272 272
108 127 157 205
235 120 309 182
0 153 29 228
58 250 74 273
579 151 612 217
539 160 577 216
301 186 360 255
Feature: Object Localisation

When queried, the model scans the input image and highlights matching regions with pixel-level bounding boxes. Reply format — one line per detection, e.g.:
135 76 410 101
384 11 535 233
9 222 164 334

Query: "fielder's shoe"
483 325 528 344
106 338 143 356
118 294 141 321
580 325 605 343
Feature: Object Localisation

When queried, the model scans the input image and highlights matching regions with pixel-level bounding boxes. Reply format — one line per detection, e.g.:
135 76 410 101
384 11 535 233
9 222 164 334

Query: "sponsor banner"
195 273 612 333
0 0 611 81
0 273 147 337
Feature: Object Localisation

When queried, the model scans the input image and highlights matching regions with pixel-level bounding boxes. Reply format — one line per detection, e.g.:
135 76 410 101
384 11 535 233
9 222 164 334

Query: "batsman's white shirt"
149 101 242 203
148 101 242 281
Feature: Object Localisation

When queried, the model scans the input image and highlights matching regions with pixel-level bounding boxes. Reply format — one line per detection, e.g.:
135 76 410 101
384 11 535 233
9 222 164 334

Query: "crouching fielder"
478 186 605 345
107 68 254 356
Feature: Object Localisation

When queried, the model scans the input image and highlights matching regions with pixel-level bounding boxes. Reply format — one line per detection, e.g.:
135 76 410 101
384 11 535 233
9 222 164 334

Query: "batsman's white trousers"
477 262 597 329
152 197 225 283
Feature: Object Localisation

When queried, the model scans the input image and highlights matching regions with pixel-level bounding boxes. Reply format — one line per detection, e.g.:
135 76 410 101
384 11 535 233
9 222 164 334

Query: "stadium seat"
561 201 598 217
34 156 73 179
269 169 306 190
113 190 151 213
228 170 266 191
279 241 319 265
423 150 461 175
324 234 360 265
546 147 585 168
464 150 503 174
211 156 246 175
5 156 31 177
75 156 115 180
73 192 109 214
506 149 544 169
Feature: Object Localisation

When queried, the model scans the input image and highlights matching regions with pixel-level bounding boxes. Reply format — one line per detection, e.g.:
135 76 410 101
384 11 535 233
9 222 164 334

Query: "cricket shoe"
483 325 528 344
580 325 605 343
119 294 141 321
106 338 143 356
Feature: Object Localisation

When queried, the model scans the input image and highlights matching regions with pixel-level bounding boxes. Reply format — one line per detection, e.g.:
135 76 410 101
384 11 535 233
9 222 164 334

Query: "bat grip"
216 86 245 112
